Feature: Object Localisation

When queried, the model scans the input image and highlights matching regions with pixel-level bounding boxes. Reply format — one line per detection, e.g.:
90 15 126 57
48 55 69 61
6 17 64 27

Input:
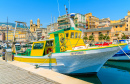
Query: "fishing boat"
12 6 127 74
13 25 127 75
109 39 130 61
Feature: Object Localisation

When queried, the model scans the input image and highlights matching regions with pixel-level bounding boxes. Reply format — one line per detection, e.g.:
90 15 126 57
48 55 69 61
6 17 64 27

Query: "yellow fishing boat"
13 26 127 74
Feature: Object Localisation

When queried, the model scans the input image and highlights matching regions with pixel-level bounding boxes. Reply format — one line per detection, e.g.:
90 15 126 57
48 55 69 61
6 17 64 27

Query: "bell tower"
30 19 33 29
37 18 40 28
128 10 130 16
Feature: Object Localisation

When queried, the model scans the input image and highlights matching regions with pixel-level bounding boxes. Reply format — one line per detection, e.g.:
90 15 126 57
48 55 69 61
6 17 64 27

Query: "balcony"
125 27 128 31
58 16 69 21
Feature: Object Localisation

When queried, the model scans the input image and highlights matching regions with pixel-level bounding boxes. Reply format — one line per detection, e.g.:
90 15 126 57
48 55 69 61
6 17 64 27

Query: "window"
33 43 44 49
71 32 74 38
99 32 101 35
78 33 81 38
107 31 109 34
66 33 69 38
115 26 118 28
46 41 53 46
50 41 53 46
120 25 122 27
15 45 21 51
75 32 78 38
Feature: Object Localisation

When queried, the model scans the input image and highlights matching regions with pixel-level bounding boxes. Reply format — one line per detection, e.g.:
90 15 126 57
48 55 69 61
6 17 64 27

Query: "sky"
0 0 130 28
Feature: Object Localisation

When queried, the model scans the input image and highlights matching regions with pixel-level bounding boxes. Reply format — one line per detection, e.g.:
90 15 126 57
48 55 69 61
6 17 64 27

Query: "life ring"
47 48 53 54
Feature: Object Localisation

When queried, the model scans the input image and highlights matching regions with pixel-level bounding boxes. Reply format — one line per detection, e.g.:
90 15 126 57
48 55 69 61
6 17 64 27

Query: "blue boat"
109 39 130 61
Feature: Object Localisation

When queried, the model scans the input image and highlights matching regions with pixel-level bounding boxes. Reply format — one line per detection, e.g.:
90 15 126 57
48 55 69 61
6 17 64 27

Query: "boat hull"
14 45 126 74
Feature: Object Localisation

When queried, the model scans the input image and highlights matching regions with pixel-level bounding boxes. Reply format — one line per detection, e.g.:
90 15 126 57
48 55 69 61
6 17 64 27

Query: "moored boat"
13 27 127 74
12 9 127 74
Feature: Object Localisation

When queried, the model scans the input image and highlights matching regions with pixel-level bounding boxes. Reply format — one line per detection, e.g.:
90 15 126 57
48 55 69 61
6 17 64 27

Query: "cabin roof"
49 27 81 34
33 39 54 43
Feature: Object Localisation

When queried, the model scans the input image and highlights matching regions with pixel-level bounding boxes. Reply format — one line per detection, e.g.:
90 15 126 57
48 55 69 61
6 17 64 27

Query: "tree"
83 36 88 43
89 35 94 41
121 33 127 39
98 33 104 41
103 34 110 40
83 35 88 40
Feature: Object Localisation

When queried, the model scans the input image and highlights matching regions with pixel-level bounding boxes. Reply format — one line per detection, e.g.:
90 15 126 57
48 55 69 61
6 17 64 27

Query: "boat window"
33 43 44 49
50 41 53 46
46 41 53 46
78 33 81 38
75 32 78 38
66 33 69 38
71 32 74 38
46 41 50 46
15 45 21 51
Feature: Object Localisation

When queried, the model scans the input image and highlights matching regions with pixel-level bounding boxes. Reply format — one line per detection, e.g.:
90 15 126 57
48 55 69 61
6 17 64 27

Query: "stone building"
30 18 41 32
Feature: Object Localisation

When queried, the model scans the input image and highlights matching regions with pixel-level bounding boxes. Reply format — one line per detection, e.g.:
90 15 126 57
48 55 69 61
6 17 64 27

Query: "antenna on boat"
57 0 60 17
54 16 55 31
64 5 68 16
7 17 8 42
50 14 54 32
54 16 56 23
64 5 75 28
68 0 70 14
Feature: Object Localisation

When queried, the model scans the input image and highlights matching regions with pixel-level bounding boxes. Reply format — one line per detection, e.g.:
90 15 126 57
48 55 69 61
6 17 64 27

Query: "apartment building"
85 13 99 29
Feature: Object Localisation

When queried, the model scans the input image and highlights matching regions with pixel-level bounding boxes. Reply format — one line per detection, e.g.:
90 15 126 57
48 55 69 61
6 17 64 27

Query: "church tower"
37 18 40 28
30 18 41 32
128 10 130 16
30 19 33 29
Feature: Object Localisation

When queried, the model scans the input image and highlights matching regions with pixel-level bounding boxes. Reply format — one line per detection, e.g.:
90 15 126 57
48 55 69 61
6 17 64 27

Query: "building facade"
98 18 110 28
30 18 41 32
47 23 58 34
35 28 47 40
74 13 86 29
57 13 86 30
84 27 114 42
57 14 71 29
85 13 99 29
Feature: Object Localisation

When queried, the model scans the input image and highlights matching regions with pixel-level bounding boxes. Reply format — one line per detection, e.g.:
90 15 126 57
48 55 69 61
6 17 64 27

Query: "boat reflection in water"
97 61 130 84
70 61 130 84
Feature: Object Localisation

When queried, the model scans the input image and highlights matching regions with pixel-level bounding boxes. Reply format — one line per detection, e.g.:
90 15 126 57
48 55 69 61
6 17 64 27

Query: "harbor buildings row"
46 11 130 42
84 11 130 42
47 13 86 33
0 11 130 42
0 18 47 42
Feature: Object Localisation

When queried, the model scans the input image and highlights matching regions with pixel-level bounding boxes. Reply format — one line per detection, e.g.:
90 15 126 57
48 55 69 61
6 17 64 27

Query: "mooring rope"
117 44 130 59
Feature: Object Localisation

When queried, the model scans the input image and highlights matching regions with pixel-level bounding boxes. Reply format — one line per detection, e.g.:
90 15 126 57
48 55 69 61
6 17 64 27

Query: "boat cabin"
18 27 86 56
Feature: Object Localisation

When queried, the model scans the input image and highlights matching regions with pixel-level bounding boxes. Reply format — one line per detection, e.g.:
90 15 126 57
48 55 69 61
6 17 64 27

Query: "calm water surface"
70 61 130 84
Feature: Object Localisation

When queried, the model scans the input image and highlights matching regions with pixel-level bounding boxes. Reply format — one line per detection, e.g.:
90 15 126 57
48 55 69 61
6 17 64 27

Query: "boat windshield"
15 45 21 51
33 43 44 49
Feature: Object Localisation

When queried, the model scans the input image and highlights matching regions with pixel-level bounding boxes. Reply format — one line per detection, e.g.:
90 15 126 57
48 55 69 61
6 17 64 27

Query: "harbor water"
70 60 130 84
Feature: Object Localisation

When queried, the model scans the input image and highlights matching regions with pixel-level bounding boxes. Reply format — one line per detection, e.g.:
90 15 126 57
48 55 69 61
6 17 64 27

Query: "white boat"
12 7 127 74
14 43 126 74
